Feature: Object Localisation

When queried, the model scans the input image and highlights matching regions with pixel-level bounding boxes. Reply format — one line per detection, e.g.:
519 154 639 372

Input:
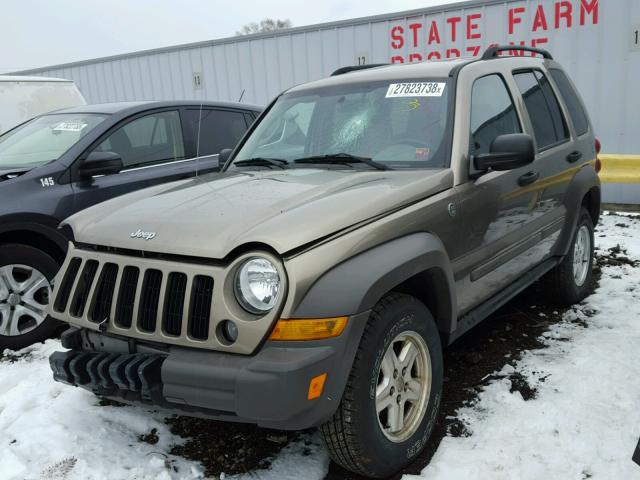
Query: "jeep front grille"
49 244 284 354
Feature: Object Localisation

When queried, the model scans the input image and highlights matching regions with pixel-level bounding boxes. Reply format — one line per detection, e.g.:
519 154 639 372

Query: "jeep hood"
63 168 453 259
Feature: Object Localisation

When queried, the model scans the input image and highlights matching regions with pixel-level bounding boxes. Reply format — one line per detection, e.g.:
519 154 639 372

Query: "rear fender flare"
554 166 600 257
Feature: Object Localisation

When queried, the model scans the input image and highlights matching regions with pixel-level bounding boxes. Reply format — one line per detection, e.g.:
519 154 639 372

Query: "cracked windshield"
233 79 451 169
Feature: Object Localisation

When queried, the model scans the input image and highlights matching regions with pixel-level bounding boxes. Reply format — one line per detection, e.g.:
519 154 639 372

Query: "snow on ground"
412 212 640 480
1 212 639 480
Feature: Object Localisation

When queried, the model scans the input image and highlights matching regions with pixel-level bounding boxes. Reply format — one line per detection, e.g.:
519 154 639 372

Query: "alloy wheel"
375 330 432 443
0 264 51 337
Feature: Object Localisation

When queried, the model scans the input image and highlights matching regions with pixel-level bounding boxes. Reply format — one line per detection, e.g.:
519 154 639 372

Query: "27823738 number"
386 82 446 98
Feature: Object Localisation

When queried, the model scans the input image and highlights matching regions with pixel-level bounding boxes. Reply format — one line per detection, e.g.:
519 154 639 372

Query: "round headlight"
234 257 281 314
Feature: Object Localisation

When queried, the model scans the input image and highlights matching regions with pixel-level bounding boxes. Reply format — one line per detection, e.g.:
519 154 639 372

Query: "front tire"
543 207 595 306
320 293 443 478
0 244 61 351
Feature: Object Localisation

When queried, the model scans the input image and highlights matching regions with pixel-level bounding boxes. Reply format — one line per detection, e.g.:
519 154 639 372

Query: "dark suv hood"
63 168 453 259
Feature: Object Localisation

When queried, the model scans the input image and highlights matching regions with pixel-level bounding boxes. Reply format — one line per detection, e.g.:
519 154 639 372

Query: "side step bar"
448 257 560 344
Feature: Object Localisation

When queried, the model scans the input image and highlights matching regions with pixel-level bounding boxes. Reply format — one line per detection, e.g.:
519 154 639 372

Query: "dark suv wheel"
543 207 595 306
0 244 61 351
321 293 443 478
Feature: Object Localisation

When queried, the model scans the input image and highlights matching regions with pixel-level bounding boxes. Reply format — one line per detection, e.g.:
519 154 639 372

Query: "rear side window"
514 70 569 150
183 109 248 157
470 74 521 156
549 69 589 136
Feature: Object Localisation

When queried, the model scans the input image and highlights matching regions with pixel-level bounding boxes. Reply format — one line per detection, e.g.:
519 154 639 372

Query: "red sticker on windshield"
416 148 430 160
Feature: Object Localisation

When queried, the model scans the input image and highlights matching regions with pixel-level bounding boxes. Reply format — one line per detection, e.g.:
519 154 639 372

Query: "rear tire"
0 244 62 351
320 293 443 478
543 207 595 306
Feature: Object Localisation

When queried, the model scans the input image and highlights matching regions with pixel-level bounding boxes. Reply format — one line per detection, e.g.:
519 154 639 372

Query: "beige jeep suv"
48 46 600 478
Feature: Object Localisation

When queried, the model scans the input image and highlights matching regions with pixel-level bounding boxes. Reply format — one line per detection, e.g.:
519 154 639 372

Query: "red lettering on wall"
533 5 548 31
446 48 461 58
555 1 573 29
428 21 441 45
466 45 481 57
427 51 442 60
508 7 525 35
391 26 404 49
446 16 462 42
466 13 482 40
409 53 423 62
532 37 549 51
580 0 599 26
391 55 405 64
408 23 422 48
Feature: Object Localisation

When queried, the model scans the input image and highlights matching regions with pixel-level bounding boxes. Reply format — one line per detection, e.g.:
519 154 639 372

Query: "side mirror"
473 133 535 172
79 151 124 179
218 148 232 166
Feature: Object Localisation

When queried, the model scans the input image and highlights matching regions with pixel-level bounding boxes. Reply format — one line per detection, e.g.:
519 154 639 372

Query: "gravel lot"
1 212 639 480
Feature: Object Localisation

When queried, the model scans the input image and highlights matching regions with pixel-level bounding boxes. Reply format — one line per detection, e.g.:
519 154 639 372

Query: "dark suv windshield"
233 78 451 169
0 113 107 169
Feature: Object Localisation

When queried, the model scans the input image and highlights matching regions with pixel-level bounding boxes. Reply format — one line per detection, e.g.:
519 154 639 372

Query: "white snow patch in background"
410 213 640 480
1 212 639 480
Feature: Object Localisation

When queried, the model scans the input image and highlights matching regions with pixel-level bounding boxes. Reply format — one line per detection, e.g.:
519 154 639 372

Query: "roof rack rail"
331 64 388 76
481 45 553 60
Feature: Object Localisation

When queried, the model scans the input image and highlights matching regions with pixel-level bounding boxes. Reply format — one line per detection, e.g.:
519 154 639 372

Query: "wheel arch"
291 233 457 335
554 166 601 257
0 217 68 264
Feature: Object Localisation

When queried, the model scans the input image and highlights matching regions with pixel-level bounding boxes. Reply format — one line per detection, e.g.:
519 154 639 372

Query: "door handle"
518 171 539 186
566 151 583 163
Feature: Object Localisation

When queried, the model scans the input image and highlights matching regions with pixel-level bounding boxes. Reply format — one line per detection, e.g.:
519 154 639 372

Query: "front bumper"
50 311 368 430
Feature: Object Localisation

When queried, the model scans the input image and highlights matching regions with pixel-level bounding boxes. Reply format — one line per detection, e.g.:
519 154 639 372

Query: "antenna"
195 101 203 178
238 89 245 102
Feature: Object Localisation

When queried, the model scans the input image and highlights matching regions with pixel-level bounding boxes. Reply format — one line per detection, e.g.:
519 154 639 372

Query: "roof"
0 75 74 83
287 59 470 93
51 100 263 115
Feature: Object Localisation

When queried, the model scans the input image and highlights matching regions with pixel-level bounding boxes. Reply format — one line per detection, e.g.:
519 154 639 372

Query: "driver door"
454 74 544 314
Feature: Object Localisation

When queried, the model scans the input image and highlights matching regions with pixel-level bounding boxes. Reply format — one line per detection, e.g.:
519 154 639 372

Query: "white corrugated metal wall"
14 0 640 202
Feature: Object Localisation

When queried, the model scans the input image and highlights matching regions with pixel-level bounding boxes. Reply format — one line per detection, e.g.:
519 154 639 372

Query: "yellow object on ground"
598 155 640 184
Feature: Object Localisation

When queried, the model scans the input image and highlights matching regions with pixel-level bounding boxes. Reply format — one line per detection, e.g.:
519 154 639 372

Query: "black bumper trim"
50 350 166 403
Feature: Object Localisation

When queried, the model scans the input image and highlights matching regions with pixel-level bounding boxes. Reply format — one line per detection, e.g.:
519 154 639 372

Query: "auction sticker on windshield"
53 121 88 132
386 82 446 98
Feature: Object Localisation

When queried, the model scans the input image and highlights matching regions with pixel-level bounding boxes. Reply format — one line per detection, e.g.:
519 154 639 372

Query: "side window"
183 109 248 156
95 110 184 168
470 74 521 156
549 69 589 136
514 70 569 150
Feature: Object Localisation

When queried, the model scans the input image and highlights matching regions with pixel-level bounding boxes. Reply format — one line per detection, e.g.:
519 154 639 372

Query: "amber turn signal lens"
308 373 327 400
269 317 348 341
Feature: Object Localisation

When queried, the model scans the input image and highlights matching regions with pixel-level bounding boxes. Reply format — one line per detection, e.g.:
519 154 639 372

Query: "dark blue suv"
0 100 261 350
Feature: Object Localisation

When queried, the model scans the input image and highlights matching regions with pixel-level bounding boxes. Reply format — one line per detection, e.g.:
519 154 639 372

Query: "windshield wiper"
293 153 391 171
233 157 289 169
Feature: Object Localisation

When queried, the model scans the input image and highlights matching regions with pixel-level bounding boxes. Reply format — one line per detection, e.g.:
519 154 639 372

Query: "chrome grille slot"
70 260 99 318
90 263 118 323
163 272 187 336
188 275 214 340
138 269 162 332
115 267 139 328
54 257 82 313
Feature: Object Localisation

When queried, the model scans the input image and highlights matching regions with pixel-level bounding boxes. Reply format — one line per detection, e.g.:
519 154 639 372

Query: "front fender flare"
292 233 456 329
